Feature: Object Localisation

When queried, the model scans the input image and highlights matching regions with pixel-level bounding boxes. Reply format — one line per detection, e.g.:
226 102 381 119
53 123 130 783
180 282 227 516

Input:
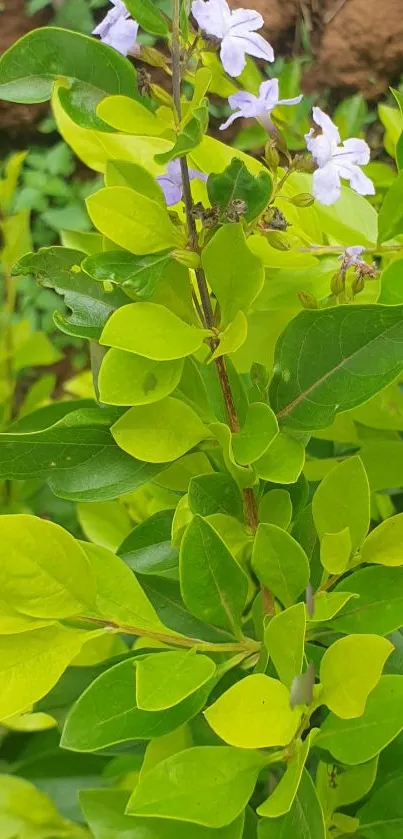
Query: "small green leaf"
111 397 208 463
258 489 293 530
125 0 169 36
320 528 352 575
105 159 166 205
252 524 310 608
308 591 357 623
136 651 216 711
202 224 265 325
207 158 272 222
62 659 212 752
316 757 378 814
358 773 403 838
331 566 403 635
82 249 172 299
315 675 403 764
204 674 301 749
100 302 209 360
232 402 279 465
264 603 306 688
98 95 165 135
312 456 370 552
320 634 393 719
180 516 248 636
0 514 95 618
77 500 131 552
258 732 315 818
126 746 268 827
270 305 403 431
258 770 326 839
156 104 209 165
118 510 179 580
99 349 184 406
87 187 184 254
254 432 305 484
188 473 244 520
210 311 248 361
361 513 403 567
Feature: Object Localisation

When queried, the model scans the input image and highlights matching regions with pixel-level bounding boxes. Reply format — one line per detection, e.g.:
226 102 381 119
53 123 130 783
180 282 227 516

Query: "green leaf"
141 576 234 645
0 27 137 130
264 603 306 688
188 473 244 520
87 187 184 254
0 625 102 721
258 770 326 839
118 510 179 580
320 528 351 576
252 524 310 608
0 776 74 838
99 349 184 406
232 403 279 465
111 397 208 463
315 675 403 764
61 659 212 752
201 224 265 326
331 566 403 635
0 514 95 618
312 456 370 552
270 306 403 431
358 774 403 838
81 542 171 634
82 249 172 299
98 95 165 136
257 733 314 818
126 746 268 827
207 158 272 222
77 500 131 552
80 789 245 839
204 674 301 749
156 104 209 166
361 513 403 567
210 311 248 361
0 406 161 502
180 515 248 636
125 0 169 36
378 170 403 243
254 432 305 485
14 246 127 339
100 302 209 360
105 159 166 205
316 757 378 814
378 258 403 304
259 489 293 529
308 591 358 623
136 651 216 711
320 634 393 719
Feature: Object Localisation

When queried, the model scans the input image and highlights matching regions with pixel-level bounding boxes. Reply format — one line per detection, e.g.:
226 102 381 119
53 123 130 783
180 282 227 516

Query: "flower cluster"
93 0 375 207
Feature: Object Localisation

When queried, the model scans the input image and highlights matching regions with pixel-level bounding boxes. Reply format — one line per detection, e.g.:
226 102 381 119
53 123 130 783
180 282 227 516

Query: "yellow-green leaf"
100 302 209 360
320 527 352 575
264 603 306 688
111 397 208 463
99 349 184 406
312 457 370 552
201 224 264 325
98 95 165 135
136 651 216 711
320 634 393 719
258 731 316 818
361 513 403 567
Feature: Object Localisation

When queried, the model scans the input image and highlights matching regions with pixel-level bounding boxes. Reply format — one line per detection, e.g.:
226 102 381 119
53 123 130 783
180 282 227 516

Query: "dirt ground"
1 0 403 137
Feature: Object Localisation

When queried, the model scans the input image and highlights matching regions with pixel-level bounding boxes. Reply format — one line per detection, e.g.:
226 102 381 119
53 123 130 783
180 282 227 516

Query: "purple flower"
93 0 138 56
220 78 302 131
305 107 375 206
191 0 274 77
340 246 366 270
156 159 208 206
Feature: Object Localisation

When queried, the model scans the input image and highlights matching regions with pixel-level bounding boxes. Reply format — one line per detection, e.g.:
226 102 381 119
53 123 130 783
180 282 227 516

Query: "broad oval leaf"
270 305 403 431
320 634 393 719
204 674 301 749
99 350 184 406
111 398 208 463
252 524 310 609
331 566 403 635
100 302 209 361
136 651 216 711
264 603 306 688
82 249 172 299
312 456 370 552
361 513 403 567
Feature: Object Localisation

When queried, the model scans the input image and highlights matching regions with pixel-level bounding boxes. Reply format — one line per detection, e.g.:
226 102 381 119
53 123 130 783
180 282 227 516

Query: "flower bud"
351 274 365 296
150 84 174 108
331 270 346 297
265 231 290 251
173 249 201 269
139 46 169 69
294 154 316 174
264 141 279 172
298 290 318 309
290 193 315 208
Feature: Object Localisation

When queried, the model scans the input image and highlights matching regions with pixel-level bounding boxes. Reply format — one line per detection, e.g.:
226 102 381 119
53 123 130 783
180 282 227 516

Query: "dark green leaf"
125 0 169 36
258 770 326 839
0 27 137 131
188 473 244 520
141 577 235 645
62 659 212 752
118 510 179 580
80 789 245 839
0 407 162 502
358 773 403 838
379 170 403 243
180 516 248 636
207 158 272 223
270 305 403 431
14 247 127 339
82 250 172 300
330 566 403 635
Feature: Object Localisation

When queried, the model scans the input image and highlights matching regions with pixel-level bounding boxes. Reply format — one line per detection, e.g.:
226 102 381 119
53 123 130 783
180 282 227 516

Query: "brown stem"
171 0 258 530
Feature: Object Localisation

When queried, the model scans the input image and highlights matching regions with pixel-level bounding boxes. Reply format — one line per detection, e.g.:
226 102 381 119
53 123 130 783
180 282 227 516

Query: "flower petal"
97 16 138 55
259 78 280 110
189 168 208 182
306 132 334 168
220 34 248 76
219 110 244 130
229 8 264 32
228 90 261 117
191 0 230 38
278 94 303 107
312 106 341 146
166 159 183 185
312 163 341 205
233 30 275 64
338 137 371 166
337 163 375 197
156 176 183 206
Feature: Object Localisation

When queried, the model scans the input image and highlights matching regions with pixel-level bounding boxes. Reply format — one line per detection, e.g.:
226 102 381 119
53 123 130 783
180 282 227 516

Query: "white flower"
93 0 138 56
220 78 302 131
305 107 375 206
191 0 274 77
